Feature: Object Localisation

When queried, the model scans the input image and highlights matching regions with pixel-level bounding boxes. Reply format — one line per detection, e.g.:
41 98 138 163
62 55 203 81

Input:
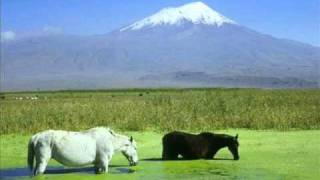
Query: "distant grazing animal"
28 127 138 175
162 131 239 160
30 97 38 100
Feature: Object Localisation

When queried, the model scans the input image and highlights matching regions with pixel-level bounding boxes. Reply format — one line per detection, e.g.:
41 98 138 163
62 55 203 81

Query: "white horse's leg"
95 154 111 174
101 156 109 173
34 142 51 175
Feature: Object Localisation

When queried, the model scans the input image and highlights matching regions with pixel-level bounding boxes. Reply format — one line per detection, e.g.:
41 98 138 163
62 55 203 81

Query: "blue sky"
1 0 319 46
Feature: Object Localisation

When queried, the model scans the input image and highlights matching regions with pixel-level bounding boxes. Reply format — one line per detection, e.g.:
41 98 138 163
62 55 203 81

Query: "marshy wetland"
0 88 319 179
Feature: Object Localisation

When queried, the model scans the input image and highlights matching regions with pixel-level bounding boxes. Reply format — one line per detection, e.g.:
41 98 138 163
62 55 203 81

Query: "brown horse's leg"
162 146 178 160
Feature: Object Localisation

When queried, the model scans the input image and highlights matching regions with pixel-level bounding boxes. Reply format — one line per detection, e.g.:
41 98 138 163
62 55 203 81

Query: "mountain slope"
112 23 319 79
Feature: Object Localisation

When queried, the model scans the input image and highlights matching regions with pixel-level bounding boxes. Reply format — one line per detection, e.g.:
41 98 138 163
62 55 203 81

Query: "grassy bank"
1 88 320 134
0 130 319 179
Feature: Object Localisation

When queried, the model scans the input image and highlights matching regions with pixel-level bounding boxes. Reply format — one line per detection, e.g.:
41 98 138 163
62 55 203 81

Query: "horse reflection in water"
27 127 138 176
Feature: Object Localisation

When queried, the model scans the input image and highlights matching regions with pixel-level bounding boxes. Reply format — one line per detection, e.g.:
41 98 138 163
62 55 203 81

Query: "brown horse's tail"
161 136 166 160
27 138 35 172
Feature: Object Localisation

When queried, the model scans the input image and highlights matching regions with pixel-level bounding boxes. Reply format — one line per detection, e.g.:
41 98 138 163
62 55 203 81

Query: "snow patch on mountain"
120 1 236 31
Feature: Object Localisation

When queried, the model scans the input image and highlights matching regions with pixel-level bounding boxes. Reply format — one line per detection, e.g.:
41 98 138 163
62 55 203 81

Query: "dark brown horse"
162 131 239 160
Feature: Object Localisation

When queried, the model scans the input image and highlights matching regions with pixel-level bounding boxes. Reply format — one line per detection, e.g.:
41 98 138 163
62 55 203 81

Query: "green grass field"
1 88 319 134
0 88 319 179
1 130 319 179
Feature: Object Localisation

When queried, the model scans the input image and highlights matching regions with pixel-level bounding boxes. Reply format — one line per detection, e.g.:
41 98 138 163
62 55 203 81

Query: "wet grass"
1 88 320 134
1 130 319 179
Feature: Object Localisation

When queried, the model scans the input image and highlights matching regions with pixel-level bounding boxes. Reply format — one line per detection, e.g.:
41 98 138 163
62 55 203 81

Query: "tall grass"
1 88 319 134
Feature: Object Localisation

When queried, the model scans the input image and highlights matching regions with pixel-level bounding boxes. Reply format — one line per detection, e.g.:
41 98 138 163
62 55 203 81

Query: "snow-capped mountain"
120 1 235 31
1 2 319 90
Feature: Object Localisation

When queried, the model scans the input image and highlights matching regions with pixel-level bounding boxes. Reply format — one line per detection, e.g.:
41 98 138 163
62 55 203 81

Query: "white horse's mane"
87 127 134 152
86 127 129 141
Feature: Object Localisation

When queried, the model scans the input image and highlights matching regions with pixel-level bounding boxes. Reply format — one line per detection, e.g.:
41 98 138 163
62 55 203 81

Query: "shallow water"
0 160 248 180
0 166 135 180
0 158 309 180
1 131 319 179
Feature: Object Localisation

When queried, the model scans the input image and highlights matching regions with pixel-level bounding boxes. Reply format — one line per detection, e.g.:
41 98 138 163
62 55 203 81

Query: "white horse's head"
121 136 138 166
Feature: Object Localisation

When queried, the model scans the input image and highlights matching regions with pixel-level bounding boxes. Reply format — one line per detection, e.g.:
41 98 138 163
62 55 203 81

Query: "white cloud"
1 31 16 42
1 27 63 42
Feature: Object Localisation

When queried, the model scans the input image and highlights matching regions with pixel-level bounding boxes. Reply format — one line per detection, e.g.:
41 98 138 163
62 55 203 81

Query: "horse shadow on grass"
0 165 134 179
141 157 234 161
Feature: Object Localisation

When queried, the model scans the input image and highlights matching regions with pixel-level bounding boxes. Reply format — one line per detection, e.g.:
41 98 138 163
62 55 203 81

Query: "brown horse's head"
228 134 239 160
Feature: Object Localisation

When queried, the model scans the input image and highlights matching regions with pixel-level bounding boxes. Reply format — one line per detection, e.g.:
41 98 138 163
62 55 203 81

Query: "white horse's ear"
130 136 133 142
109 129 116 136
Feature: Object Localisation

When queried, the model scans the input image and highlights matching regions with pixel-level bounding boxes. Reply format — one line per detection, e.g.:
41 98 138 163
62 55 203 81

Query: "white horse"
27 127 138 175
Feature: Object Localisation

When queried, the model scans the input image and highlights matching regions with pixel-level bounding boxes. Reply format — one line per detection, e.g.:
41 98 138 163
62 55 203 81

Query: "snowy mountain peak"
120 1 236 31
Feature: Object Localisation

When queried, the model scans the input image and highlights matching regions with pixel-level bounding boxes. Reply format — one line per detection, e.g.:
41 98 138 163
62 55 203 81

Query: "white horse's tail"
27 139 35 172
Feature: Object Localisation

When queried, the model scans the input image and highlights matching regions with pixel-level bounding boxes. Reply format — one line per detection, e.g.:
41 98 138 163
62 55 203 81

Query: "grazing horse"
27 127 138 175
162 131 239 160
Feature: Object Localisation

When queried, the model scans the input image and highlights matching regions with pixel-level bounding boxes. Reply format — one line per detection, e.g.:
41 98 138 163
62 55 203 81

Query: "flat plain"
0 88 319 179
